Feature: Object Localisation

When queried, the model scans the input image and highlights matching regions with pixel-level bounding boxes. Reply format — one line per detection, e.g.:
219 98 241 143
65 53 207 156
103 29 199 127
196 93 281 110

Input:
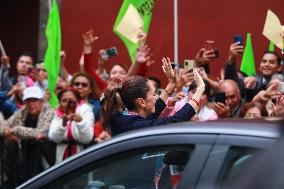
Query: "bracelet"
164 89 173 96
189 97 200 107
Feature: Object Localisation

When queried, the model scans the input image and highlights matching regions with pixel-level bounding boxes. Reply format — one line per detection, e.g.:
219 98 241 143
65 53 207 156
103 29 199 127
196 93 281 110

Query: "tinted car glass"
216 146 258 186
44 145 194 189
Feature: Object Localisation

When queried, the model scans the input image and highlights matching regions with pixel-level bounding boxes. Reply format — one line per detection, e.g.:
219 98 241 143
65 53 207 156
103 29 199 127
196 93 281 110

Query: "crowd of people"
0 29 284 188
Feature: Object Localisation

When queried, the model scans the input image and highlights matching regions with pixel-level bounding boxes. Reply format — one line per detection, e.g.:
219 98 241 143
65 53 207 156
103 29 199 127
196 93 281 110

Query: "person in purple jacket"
102 57 205 136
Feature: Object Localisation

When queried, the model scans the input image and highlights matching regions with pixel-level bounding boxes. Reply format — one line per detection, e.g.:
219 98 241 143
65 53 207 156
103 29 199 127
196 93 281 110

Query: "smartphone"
279 82 284 93
101 47 118 60
66 100 76 114
184 59 195 72
234 35 243 45
213 48 219 58
214 92 226 104
18 75 27 89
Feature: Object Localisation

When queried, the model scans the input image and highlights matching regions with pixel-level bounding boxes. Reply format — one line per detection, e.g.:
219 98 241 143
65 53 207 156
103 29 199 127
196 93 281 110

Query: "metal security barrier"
0 136 3 187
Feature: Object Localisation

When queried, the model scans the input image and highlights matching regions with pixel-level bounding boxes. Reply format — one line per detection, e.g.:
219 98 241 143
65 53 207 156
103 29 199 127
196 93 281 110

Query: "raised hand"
228 42 243 61
188 68 205 111
136 44 150 63
193 68 205 90
162 57 175 84
265 82 281 99
146 54 155 66
60 51 67 63
137 28 147 45
175 69 194 92
198 67 208 80
195 47 215 64
213 102 231 118
1 55 10 65
82 29 98 47
98 49 107 64
243 76 257 89
272 95 284 117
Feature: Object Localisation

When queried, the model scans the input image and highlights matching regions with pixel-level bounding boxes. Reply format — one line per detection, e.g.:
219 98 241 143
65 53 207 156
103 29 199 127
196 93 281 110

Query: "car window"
216 146 258 185
45 145 195 189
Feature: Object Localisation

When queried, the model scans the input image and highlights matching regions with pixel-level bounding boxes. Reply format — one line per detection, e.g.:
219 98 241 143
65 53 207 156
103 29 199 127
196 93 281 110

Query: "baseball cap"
23 86 44 101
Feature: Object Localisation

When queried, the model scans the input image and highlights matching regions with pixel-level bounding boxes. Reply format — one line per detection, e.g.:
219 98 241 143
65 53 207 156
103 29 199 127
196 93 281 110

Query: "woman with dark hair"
70 72 95 100
103 58 205 136
70 72 101 121
48 88 94 163
94 81 119 143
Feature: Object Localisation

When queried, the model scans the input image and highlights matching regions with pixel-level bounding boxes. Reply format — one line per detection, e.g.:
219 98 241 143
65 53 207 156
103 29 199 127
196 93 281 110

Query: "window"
45 145 195 189
216 146 258 185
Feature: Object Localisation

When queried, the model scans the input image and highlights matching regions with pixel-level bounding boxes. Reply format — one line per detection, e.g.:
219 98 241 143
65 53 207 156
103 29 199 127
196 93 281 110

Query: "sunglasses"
73 82 89 88
37 68 46 72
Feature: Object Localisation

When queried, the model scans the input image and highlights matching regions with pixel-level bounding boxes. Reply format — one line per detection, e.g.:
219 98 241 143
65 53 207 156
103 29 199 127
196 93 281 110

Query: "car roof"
17 118 282 189
110 118 282 142
35 118 284 169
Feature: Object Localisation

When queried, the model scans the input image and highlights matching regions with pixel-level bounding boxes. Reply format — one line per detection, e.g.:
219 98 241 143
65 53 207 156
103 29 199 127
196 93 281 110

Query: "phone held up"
66 100 76 114
213 48 219 58
204 41 219 58
184 59 195 73
214 92 226 104
233 35 243 45
101 47 118 60
170 61 180 70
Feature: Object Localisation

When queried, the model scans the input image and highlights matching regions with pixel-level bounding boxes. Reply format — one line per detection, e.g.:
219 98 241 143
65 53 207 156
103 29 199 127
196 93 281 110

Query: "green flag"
240 33 256 76
269 41 275 51
113 0 155 63
44 0 61 108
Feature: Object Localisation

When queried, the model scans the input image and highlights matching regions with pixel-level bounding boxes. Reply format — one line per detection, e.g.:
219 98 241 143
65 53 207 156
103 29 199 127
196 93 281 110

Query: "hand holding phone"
213 48 219 58
204 40 219 59
233 35 243 45
101 47 118 60
171 64 176 69
214 92 226 104
184 59 195 72
66 100 76 114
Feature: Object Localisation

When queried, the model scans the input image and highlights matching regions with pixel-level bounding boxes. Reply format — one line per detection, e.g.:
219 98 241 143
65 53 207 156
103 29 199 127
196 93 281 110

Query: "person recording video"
48 88 94 164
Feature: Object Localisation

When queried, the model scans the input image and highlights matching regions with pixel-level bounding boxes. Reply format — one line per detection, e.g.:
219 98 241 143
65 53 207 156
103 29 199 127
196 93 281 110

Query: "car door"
190 134 276 189
19 133 217 189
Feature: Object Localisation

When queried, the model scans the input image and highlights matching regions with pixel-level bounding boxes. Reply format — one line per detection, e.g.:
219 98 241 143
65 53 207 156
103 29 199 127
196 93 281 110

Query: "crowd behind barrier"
0 29 284 188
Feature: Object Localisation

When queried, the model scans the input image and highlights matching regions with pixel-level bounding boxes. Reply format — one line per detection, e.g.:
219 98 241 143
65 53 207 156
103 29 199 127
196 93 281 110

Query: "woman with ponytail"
103 57 205 136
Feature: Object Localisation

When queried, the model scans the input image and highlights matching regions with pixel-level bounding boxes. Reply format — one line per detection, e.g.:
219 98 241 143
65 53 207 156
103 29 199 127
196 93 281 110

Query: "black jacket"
111 98 196 136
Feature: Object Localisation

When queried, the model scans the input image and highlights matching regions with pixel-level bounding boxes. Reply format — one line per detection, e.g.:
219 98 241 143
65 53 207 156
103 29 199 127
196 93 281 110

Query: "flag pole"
0 40 6 56
174 0 178 64
48 0 52 12
281 25 284 66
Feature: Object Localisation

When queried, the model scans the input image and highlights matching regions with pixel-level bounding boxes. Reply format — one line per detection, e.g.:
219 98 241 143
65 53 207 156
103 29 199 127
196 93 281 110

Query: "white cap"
23 86 44 101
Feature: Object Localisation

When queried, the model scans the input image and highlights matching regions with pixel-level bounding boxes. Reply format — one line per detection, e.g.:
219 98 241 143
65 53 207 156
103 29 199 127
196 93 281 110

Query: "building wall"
0 0 39 70
61 0 284 86
1 1 283 86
